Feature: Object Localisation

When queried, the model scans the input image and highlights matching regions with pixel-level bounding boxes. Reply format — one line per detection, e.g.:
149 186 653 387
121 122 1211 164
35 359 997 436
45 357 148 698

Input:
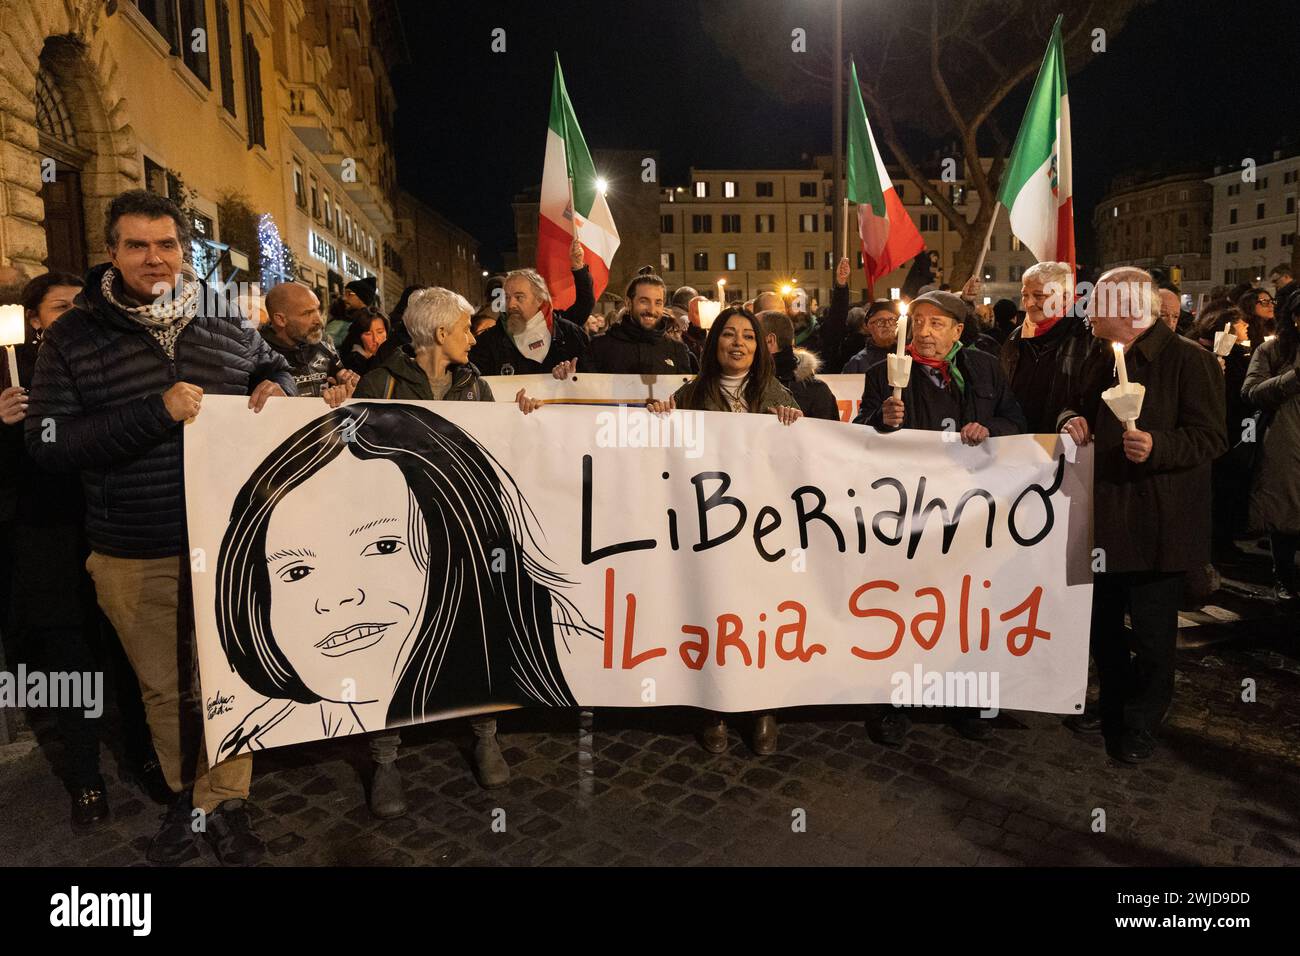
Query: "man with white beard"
469 237 592 375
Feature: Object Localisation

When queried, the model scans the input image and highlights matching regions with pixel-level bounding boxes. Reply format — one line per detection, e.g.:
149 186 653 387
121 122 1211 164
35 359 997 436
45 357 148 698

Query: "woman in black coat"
1 273 156 826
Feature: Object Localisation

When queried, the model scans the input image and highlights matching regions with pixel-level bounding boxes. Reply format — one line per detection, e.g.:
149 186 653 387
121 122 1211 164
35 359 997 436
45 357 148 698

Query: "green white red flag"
997 15 1075 272
846 60 925 284
537 54 619 311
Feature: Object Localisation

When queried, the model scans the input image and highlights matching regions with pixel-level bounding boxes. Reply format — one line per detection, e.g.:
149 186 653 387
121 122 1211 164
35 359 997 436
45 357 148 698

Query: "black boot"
147 792 200 865
204 798 266 866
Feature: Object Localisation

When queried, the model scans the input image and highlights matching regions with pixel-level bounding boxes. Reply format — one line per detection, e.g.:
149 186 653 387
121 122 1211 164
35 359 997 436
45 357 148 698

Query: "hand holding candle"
1102 340 1145 431
1212 321 1235 357
0 304 24 389
886 306 912 399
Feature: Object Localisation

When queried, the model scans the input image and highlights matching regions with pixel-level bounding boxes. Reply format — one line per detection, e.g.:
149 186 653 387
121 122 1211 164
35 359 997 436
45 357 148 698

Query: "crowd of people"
1 187 1297 865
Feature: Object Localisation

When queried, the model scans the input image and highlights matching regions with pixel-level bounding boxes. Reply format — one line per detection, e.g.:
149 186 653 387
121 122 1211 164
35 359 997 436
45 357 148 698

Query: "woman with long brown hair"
648 305 802 756
649 305 802 418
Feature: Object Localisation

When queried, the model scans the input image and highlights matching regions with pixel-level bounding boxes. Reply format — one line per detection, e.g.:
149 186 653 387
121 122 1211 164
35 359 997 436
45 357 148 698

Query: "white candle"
895 314 908 358
0 304 24 389
1113 341 1129 387
717 278 726 307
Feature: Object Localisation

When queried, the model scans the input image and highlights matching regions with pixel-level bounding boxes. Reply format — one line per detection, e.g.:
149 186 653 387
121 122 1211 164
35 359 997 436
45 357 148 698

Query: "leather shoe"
148 792 200 865
700 718 728 754
1065 709 1104 735
751 714 779 755
204 798 266 865
874 711 911 747
1113 728 1156 763
70 785 110 828
369 762 409 818
1275 581 1298 602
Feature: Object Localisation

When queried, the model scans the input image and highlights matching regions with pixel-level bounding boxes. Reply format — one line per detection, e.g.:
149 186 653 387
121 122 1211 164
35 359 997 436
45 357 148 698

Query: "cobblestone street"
3 560 1298 868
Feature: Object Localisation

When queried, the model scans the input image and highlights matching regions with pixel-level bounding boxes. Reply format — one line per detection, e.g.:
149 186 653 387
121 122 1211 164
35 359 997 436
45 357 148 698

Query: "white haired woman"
998 259 1091 434
352 287 509 816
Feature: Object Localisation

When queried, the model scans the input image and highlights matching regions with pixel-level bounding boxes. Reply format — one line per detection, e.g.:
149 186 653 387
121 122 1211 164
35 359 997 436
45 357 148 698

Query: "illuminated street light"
595 177 608 196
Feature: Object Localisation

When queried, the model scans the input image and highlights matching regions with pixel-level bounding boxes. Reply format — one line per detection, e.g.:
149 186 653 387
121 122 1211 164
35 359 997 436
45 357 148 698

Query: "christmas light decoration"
257 213 299 288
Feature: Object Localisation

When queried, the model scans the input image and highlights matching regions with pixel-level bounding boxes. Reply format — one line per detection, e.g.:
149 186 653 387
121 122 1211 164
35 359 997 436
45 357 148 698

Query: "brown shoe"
700 717 728 754
751 714 779 755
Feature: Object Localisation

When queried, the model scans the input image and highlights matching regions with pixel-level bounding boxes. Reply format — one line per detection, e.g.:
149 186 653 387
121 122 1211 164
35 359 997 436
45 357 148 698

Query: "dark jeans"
1270 533 1299 587
1210 456 1250 552
1089 571 1183 736
9 521 151 789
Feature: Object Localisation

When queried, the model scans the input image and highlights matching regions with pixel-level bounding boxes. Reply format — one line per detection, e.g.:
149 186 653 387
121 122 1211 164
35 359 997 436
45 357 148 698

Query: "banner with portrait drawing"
186 394 1094 760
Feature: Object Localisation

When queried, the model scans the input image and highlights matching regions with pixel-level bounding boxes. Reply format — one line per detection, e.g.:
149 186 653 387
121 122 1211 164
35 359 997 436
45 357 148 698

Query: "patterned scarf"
101 264 201 358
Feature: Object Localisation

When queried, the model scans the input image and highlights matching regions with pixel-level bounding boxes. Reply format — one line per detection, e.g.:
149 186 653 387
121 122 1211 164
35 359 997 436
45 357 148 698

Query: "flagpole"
841 197 850 262
831 0 844 285
567 175 577 238
971 202 1000 286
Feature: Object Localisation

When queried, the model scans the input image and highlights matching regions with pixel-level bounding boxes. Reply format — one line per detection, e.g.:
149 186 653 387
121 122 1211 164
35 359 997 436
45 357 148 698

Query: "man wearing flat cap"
855 289 1026 442
853 289 1026 747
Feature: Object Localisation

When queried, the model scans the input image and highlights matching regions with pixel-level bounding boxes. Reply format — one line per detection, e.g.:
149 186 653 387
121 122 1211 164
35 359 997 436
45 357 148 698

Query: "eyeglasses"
1257 297 1274 306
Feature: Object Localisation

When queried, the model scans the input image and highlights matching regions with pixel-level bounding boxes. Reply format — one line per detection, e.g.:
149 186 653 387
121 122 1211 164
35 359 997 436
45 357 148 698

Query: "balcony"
284 82 334 154
319 152 393 234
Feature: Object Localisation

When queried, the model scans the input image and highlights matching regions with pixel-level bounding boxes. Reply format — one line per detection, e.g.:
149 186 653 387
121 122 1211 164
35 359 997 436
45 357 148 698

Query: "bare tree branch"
859 79 971 241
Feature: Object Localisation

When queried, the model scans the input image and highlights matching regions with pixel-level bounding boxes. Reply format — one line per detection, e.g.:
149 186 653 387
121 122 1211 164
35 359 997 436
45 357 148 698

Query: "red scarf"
906 342 963 391
1025 314 1063 338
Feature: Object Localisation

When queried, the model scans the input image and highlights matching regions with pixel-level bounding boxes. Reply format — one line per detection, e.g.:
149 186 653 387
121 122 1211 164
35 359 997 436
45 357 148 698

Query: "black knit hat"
346 275 378 307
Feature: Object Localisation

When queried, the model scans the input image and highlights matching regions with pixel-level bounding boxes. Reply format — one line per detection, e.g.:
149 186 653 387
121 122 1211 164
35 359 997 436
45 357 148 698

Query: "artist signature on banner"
206 692 236 720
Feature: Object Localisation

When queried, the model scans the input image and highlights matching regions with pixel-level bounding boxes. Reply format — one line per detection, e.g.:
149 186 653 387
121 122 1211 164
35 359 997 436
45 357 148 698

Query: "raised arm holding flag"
537 53 620 312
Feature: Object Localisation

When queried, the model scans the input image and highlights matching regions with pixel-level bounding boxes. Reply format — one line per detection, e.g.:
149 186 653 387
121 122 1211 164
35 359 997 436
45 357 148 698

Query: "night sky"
392 0 1298 271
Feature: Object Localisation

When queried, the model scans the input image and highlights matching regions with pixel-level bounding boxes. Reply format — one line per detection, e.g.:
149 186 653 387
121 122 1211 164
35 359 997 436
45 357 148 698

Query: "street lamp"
595 177 609 196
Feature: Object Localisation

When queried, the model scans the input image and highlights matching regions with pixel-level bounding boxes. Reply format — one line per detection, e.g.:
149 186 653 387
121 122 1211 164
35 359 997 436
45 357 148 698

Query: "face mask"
511 309 552 359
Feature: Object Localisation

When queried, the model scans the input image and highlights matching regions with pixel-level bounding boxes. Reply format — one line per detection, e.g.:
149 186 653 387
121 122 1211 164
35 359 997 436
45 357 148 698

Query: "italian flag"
846 60 925 284
538 54 619 312
997 15 1075 271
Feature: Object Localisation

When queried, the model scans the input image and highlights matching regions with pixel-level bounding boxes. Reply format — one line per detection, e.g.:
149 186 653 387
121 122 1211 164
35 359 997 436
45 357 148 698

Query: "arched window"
35 67 78 148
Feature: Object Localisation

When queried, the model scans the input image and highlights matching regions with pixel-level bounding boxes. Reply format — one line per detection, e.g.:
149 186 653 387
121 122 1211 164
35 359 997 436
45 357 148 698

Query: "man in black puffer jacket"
25 190 294 866
581 271 694 375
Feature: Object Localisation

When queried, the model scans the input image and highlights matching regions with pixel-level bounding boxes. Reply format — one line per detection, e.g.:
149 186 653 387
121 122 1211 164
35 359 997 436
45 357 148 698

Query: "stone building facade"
0 0 410 310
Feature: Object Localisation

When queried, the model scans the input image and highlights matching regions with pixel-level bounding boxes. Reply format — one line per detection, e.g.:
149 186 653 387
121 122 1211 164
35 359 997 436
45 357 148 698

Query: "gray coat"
1242 338 1300 532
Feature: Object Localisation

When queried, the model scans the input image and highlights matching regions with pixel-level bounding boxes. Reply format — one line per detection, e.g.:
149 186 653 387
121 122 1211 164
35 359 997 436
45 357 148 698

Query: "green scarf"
909 339 965 393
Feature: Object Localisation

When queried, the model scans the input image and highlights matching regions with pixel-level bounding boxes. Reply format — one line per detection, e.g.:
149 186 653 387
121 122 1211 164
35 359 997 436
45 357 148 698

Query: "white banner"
483 372 867 421
186 395 1093 760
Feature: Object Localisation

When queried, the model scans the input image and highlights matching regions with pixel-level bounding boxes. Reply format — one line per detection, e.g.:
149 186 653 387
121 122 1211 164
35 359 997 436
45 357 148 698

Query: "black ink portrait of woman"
213 402 597 757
